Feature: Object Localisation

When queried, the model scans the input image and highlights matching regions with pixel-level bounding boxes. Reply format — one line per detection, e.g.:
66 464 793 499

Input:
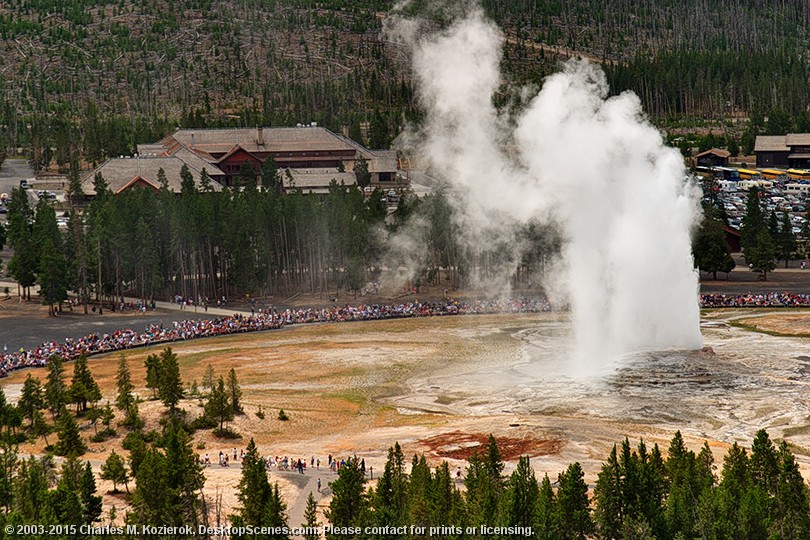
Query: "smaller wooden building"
695 148 730 167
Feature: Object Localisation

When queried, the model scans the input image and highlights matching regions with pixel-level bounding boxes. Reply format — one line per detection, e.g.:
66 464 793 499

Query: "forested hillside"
1 0 809 168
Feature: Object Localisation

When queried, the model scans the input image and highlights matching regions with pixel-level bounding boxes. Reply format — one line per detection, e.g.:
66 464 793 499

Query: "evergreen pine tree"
325 457 369 539
0 438 17 512
594 445 623 538
373 442 409 534
115 354 134 413
779 211 797 268
80 461 102 524
302 492 320 540
69 354 101 414
51 457 85 527
131 449 171 526
227 368 243 414
45 356 68 420
157 347 183 413
144 354 161 399
100 450 129 493
163 420 205 528
18 374 45 426
202 364 215 391
55 407 86 457
234 438 272 528
537 474 556 540
205 376 233 430
32 410 52 447
501 456 539 529
555 462 592 539
693 215 735 279
354 155 371 190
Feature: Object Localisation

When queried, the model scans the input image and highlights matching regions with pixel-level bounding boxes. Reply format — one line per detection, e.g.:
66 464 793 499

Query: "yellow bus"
737 168 761 180
761 168 787 181
787 169 810 181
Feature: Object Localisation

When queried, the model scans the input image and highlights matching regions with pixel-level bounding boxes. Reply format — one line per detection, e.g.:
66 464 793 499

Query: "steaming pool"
387 312 810 450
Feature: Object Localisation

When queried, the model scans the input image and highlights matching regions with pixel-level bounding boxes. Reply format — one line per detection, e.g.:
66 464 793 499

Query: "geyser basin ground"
393 314 810 444
3 310 809 485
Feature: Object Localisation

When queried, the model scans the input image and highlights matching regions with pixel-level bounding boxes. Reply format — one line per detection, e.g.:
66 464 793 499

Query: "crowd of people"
0 298 554 377
698 292 810 307
199 447 368 488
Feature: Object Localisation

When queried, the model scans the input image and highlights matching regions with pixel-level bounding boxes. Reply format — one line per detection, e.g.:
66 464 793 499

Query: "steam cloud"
386 4 703 372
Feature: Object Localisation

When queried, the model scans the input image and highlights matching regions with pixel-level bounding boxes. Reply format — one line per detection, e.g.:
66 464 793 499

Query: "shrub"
212 427 242 439
189 415 217 431
256 406 265 420
278 409 289 421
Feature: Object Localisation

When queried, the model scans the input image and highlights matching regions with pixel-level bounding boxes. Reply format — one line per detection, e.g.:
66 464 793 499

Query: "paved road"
0 281 256 352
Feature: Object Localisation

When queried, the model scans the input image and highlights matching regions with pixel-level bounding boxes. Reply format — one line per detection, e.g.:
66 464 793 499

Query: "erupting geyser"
387 4 703 373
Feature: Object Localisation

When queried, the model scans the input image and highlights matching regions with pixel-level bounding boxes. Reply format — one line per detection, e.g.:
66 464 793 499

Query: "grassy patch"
729 320 810 338
327 388 368 407
782 424 810 438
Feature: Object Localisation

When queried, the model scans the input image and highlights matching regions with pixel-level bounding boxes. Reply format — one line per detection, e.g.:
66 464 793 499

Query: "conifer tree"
0 439 17 512
774 440 810 539
325 457 369 539
115 354 134 413
131 449 171 526
555 462 592 539
12 457 52 524
55 407 86 457
227 367 243 414
537 474 556 540
302 492 320 540
45 356 68 419
101 451 129 493
501 456 539 529
202 364 215 391
32 410 52 447
779 211 797 268
69 354 101 414
234 438 272 527
163 420 205 528
80 461 103 524
205 376 233 430
157 347 183 413
594 445 623 538
373 442 409 533
144 353 161 399
354 155 371 190
465 437 504 528
51 457 85 527
408 454 431 527
18 374 45 426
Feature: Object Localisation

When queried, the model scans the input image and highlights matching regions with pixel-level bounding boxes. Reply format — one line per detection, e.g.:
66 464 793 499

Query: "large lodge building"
81 125 404 196
754 134 810 169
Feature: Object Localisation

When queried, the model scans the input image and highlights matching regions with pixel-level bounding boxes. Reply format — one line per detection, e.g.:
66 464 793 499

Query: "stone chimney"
257 126 264 145
190 132 195 149
341 123 350 139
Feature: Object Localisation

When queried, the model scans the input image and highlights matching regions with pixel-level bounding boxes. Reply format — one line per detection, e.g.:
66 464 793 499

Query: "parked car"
19 179 29 189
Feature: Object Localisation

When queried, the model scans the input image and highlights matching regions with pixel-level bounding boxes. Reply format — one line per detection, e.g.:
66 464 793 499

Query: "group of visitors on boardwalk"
698 292 810 307
0 298 552 376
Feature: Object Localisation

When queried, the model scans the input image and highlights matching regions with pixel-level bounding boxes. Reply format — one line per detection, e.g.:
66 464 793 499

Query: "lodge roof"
166 126 356 155
754 135 790 153
81 156 225 195
282 168 358 193
695 148 730 159
786 133 810 146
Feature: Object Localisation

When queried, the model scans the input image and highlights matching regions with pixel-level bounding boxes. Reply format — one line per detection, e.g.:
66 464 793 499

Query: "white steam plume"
387 5 702 372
